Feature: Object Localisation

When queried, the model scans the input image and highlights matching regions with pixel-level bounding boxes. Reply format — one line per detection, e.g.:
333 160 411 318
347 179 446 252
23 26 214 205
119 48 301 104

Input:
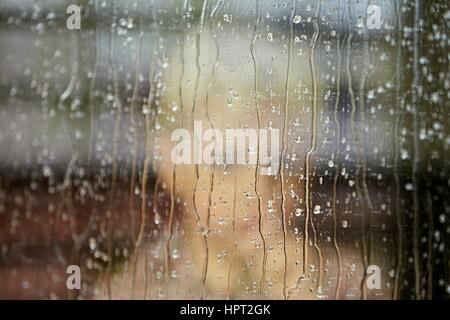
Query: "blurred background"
0 0 448 299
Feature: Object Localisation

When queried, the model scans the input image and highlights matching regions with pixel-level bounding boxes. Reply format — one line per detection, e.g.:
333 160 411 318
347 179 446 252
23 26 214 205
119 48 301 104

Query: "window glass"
0 0 448 299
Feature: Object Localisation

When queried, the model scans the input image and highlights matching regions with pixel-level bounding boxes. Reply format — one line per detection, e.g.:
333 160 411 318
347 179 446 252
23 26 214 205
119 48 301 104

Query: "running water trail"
129 18 143 244
178 0 188 130
130 17 143 299
332 0 343 299
393 0 403 300
426 191 433 299
412 0 421 300
358 0 375 298
200 0 223 298
143 250 150 299
227 167 239 299
88 1 99 166
189 0 210 299
279 0 295 300
204 0 222 223
58 24 81 300
165 0 189 299
137 56 154 297
136 0 159 298
249 0 267 299
304 0 324 293
345 2 368 300
106 0 122 299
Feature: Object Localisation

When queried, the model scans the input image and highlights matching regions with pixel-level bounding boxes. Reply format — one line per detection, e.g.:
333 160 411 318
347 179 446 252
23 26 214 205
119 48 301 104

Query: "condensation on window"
0 0 448 300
